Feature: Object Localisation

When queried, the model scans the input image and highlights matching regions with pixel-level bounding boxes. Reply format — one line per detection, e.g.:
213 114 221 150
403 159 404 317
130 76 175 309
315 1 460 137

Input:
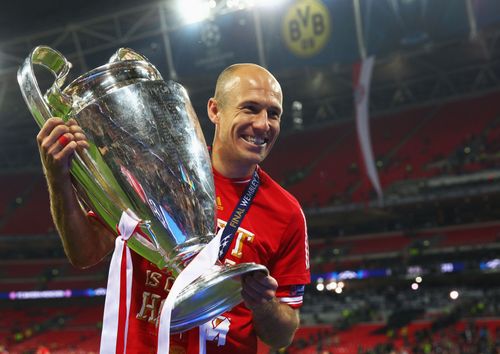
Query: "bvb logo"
282 0 331 58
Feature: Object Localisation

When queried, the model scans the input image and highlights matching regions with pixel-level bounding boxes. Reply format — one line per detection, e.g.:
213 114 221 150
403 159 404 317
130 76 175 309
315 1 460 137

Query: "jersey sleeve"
276 284 306 309
271 206 310 287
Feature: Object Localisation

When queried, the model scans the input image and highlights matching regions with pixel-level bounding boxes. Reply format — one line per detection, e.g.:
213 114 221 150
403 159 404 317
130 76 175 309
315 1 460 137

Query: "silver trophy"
17 46 266 333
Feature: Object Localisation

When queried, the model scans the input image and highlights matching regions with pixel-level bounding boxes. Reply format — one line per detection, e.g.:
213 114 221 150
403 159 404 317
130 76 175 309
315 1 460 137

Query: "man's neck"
211 154 256 179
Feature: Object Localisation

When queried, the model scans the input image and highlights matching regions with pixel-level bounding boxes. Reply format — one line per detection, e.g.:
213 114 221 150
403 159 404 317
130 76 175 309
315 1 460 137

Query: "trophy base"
170 262 267 333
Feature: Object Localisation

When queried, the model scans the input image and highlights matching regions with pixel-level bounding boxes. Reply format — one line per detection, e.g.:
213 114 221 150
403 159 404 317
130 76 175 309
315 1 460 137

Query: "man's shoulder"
258 168 302 212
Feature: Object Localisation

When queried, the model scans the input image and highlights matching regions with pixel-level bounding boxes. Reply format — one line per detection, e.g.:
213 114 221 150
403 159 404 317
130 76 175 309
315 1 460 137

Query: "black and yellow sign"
281 0 331 58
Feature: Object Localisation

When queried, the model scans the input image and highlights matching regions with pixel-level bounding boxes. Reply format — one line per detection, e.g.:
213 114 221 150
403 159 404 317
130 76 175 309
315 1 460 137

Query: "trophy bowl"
17 46 266 333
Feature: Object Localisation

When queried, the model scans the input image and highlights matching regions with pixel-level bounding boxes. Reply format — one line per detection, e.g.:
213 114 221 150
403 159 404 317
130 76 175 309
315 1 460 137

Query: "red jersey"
195 167 310 353
106 167 310 353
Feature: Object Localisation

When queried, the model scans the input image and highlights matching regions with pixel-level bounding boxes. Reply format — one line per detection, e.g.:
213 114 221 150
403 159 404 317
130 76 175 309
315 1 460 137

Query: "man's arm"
242 272 300 349
37 117 115 268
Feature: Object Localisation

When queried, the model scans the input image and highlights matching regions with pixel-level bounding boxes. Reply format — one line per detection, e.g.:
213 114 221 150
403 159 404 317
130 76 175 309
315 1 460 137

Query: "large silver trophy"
18 46 266 332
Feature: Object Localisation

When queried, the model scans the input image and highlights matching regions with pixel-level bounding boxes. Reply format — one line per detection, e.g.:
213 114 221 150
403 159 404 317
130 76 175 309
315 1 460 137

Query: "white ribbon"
199 321 208 353
100 211 139 354
157 230 222 354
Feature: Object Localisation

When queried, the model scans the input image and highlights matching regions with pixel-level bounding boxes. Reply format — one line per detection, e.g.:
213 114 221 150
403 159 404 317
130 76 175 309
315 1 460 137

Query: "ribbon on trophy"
102 170 260 353
157 229 222 354
100 210 139 354
99 210 222 354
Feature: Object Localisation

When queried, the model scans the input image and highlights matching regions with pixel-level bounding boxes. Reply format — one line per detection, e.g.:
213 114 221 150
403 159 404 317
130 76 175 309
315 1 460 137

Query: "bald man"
36 63 310 353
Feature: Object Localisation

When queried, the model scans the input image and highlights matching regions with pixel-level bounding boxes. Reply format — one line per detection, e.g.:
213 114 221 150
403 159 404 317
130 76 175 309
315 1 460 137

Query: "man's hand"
36 117 114 268
241 271 278 310
241 271 299 349
36 117 89 180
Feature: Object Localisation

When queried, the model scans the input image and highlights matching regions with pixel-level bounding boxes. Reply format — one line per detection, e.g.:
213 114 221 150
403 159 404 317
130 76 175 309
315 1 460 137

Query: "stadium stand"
288 319 500 354
263 90 500 206
0 176 54 235
2 302 102 353
1 91 499 230
0 174 35 218
309 221 500 275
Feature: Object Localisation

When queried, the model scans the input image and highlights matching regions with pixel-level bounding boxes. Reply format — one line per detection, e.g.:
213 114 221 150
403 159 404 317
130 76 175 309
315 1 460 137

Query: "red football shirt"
192 167 310 353
108 167 310 353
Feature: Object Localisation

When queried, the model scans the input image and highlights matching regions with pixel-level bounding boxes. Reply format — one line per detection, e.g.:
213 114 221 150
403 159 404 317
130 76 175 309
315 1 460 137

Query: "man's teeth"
243 136 267 145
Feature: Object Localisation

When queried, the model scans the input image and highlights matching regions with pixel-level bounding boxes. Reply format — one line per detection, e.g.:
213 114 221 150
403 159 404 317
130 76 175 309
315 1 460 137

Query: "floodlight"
226 0 240 8
326 281 337 291
178 0 211 24
255 0 287 8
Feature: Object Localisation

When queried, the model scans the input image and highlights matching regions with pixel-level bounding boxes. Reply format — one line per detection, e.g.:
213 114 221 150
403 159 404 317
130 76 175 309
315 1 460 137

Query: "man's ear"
207 98 219 124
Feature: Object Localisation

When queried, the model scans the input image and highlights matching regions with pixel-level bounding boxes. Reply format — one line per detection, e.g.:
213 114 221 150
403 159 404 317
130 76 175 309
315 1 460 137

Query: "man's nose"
252 110 270 132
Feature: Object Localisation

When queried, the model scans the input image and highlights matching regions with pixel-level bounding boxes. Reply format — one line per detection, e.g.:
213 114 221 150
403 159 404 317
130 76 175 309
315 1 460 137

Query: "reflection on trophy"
17 46 266 332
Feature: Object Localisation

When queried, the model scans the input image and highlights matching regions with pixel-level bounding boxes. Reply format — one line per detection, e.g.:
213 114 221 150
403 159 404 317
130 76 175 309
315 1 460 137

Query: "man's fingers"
37 117 66 147
41 125 70 151
37 117 89 172
76 139 90 149
53 141 78 165
46 134 73 157
72 131 86 140
245 272 278 289
72 131 90 149
66 118 79 126
68 120 90 149
58 134 71 147
241 286 262 305
36 118 84 180
43 130 72 154
68 122 85 134
244 275 274 294
241 284 274 309
242 272 277 306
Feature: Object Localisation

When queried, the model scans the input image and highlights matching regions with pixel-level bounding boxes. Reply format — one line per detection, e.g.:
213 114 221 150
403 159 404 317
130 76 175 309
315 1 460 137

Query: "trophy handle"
109 48 149 63
17 46 73 127
16 45 126 232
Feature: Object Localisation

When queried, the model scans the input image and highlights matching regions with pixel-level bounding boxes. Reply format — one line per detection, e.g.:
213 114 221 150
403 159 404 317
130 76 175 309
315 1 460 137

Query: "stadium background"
1 0 499 353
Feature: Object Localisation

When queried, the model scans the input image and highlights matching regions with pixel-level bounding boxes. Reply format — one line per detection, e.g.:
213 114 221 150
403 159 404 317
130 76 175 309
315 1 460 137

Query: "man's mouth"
242 135 268 146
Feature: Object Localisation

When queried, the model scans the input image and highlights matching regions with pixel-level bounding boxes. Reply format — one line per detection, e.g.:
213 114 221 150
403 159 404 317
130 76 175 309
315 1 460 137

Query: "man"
36 63 310 353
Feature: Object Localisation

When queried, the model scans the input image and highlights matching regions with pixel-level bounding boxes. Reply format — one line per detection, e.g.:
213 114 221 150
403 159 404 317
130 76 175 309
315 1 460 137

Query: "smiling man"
36 63 310 353
208 64 283 178
192 63 311 353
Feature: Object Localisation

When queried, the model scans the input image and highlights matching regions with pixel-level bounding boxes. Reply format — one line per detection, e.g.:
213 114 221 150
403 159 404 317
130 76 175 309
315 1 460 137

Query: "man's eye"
243 106 258 113
268 111 281 119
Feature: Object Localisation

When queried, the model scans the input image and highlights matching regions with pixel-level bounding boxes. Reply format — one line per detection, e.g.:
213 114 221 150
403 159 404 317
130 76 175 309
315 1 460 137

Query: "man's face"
212 67 283 172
